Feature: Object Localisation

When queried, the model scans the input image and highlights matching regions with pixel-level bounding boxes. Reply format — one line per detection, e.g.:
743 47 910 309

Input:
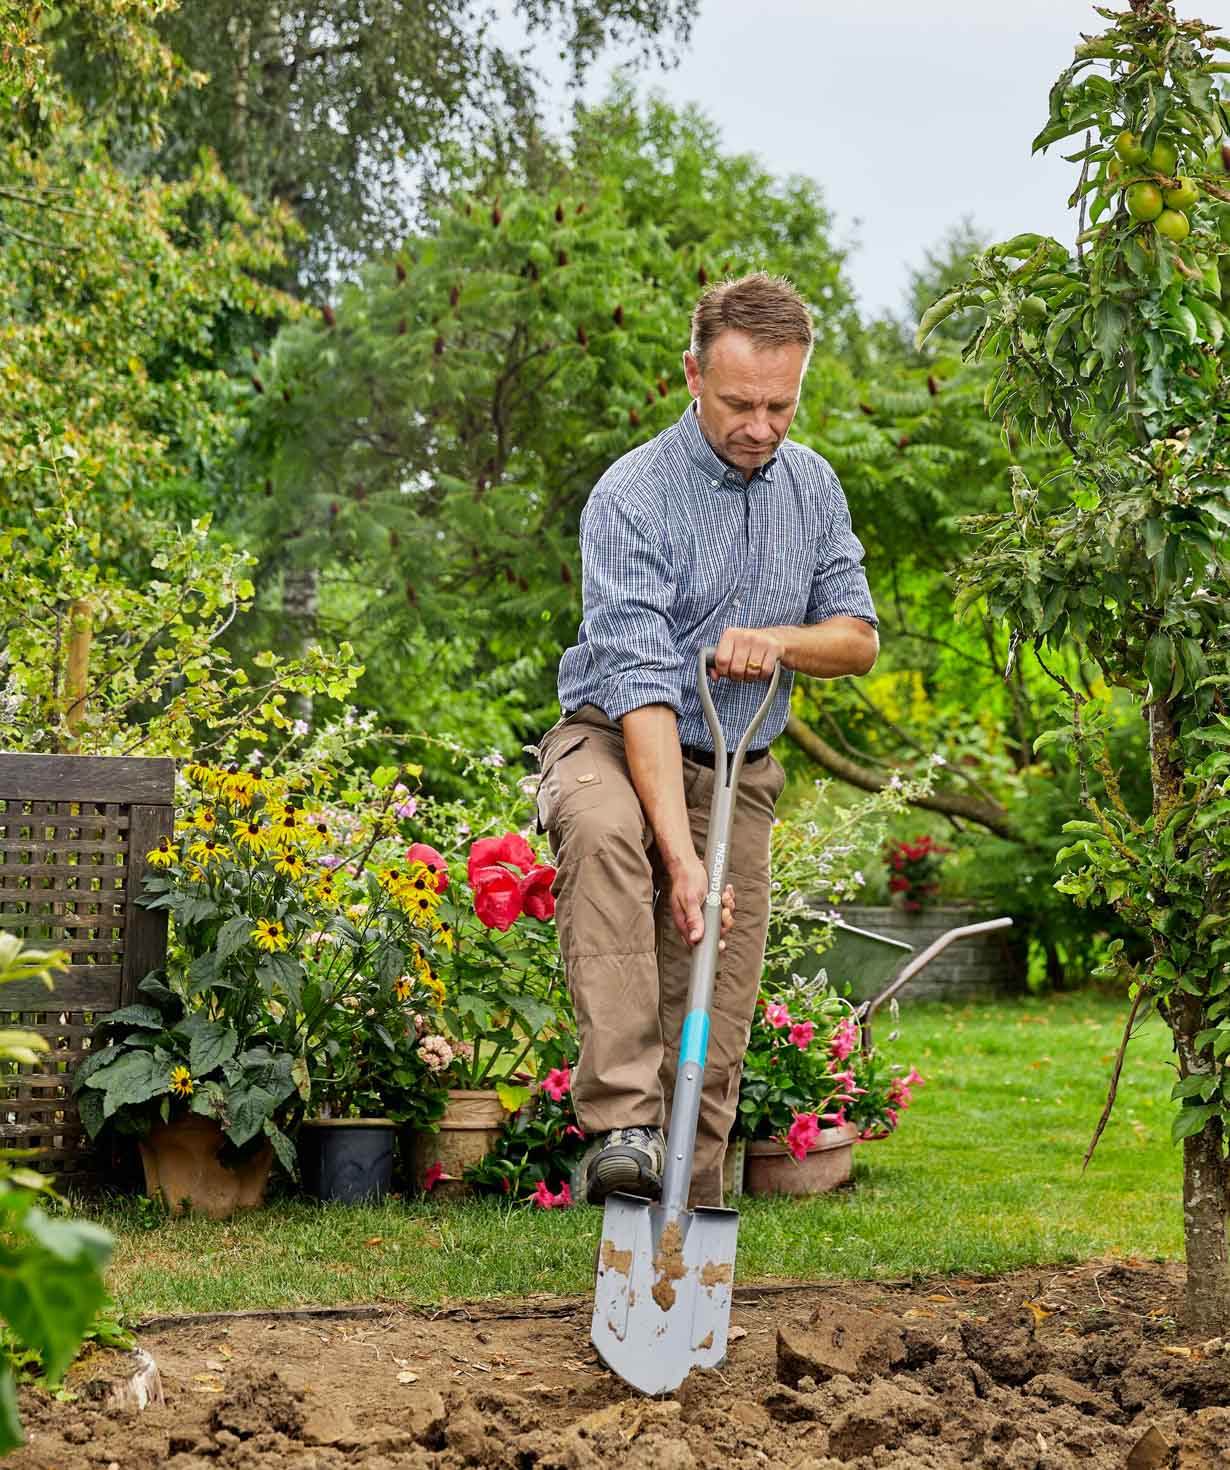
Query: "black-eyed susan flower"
187 837 229 869
431 918 454 951
274 849 307 880
220 765 255 806
147 838 179 868
235 819 268 854
170 1065 194 1098
268 806 302 845
302 818 330 848
422 967 446 1004
252 917 289 952
194 806 218 831
410 892 439 921
183 762 217 791
393 975 413 1002
311 870 339 904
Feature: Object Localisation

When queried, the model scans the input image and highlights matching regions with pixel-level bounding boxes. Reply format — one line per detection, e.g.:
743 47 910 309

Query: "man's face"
683 330 808 476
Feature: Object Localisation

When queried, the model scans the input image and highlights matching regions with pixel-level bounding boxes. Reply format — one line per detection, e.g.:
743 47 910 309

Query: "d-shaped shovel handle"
658 647 782 1216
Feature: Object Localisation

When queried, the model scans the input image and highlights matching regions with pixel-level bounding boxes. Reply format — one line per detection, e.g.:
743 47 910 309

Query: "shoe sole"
586 1148 663 1206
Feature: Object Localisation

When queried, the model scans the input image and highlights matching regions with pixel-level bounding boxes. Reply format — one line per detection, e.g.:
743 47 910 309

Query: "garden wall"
832 905 1027 1005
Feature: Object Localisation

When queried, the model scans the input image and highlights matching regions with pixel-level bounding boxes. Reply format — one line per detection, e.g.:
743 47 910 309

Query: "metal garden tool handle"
659 646 782 1217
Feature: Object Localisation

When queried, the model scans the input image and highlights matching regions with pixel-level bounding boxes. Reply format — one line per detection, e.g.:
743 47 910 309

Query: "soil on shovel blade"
14 1258 1230 1469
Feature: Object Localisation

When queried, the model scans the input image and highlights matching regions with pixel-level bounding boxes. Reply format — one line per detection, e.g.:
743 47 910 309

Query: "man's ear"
682 350 701 397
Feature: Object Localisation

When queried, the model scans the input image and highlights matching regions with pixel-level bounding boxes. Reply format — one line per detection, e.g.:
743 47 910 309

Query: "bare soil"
14 1258 1230 1469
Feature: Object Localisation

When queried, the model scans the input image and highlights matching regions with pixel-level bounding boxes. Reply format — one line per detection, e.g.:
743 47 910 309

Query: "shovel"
591 644 782 1395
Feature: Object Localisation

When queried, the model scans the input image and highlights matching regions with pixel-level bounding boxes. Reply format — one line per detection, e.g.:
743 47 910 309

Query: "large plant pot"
409 1089 506 1199
138 1115 273 1219
300 1118 394 1204
744 1123 859 1197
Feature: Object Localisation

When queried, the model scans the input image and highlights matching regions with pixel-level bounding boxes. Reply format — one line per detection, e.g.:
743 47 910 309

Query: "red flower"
467 832 536 883
423 1161 445 1191
406 842 449 893
520 864 557 920
888 876 910 892
471 865 523 930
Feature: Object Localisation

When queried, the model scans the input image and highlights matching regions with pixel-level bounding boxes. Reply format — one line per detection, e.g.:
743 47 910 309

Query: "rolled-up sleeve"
581 491 684 721
805 464 879 627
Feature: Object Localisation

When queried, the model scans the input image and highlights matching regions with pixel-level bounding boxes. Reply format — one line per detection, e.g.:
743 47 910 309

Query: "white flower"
483 750 506 768
293 718 309 736
889 773 903 790
417 1035 454 1072
929 752 947 767
247 748 265 767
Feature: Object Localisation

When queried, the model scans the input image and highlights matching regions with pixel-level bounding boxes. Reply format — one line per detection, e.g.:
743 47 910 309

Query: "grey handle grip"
658 648 782 1216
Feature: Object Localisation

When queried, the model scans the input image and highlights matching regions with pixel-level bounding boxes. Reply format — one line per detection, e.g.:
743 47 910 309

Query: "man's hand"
671 854 737 949
710 626 787 682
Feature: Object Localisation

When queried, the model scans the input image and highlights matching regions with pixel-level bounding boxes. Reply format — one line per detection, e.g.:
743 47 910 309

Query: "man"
535 273 878 1209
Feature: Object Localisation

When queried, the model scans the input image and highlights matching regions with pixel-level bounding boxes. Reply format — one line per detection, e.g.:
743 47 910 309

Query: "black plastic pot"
300 1118 395 1204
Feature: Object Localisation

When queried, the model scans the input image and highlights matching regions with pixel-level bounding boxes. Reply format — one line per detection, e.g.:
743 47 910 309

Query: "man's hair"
689 272 814 370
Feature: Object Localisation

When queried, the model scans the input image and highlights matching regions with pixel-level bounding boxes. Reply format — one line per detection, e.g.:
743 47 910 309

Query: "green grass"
83 992 1183 1320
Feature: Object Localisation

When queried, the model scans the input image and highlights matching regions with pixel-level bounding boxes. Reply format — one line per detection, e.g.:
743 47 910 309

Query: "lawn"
84 991 1183 1320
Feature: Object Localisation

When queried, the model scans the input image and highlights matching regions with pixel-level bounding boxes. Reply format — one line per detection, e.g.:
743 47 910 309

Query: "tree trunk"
1149 696 1230 1328
1169 993 1230 1331
282 564 317 726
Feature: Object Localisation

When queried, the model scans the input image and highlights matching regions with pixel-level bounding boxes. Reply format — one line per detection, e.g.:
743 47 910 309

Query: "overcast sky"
489 0 1103 321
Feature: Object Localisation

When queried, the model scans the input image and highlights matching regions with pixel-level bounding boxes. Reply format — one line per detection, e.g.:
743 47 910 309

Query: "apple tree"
920 1 1230 1327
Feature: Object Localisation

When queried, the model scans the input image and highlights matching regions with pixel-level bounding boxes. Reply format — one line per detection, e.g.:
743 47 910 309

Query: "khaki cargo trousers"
536 704 785 1207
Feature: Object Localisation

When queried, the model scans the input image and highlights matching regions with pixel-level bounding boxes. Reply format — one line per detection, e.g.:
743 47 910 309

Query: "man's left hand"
710 626 787 682
719 883 735 952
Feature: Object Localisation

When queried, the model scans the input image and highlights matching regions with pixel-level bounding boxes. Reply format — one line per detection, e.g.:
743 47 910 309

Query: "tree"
922 2 1230 1326
63 0 702 283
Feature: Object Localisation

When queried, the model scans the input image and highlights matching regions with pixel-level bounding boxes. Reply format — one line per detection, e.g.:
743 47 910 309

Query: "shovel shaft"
660 647 781 1216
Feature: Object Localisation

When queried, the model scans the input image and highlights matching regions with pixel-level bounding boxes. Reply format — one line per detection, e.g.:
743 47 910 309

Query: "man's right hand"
670 853 710 947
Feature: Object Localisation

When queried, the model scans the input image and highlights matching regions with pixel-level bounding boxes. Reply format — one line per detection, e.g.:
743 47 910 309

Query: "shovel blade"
591 1193 739 1395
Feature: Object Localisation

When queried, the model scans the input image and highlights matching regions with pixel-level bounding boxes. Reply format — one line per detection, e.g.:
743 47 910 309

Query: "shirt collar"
678 401 777 487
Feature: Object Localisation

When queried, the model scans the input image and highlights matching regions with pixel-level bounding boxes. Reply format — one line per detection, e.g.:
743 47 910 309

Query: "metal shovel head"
591 1191 738 1395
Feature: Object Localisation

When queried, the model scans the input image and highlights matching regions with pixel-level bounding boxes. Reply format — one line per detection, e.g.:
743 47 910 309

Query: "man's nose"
745 414 774 442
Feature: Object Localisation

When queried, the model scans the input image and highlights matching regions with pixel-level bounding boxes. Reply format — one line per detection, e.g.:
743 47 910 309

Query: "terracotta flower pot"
743 1122 859 1197
138 1115 273 1219
409 1088 506 1199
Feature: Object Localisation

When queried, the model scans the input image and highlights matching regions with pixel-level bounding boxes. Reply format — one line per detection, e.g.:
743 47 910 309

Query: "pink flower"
395 798 418 820
828 1067 856 1091
785 1112 821 1162
423 1161 445 1191
829 1017 859 1062
541 1065 571 1102
519 864 558 921
406 842 448 892
532 1180 573 1209
904 1067 924 1088
471 865 523 930
820 1108 847 1127
764 1002 791 1030
787 1021 815 1052
565 1124 585 1139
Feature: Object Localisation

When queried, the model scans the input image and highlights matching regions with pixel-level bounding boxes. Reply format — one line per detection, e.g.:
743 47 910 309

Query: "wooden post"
63 598 93 747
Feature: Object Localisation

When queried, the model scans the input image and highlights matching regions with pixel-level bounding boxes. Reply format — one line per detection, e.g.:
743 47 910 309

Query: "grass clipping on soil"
13 1260 1230 1469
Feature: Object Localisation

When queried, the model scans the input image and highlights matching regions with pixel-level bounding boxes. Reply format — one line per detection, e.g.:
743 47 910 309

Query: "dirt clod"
777 1303 906 1385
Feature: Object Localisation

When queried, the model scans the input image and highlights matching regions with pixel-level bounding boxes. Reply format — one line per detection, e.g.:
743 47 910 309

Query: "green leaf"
1092 297 1126 364
263 1119 298 1179
496 1082 533 1113
187 1021 239 1078
215 914 254 963
1145 633 1173 700
98 1004 163 1032
97 1050 170 1119
0 1208 110 1383
225 1085 278 1148
1172 1102 1221 1142
0 1368 22 1454
76 1087 106 1140
915 290 973 350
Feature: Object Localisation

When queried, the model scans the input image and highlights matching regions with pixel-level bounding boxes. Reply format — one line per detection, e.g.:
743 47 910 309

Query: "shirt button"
711 479 719 487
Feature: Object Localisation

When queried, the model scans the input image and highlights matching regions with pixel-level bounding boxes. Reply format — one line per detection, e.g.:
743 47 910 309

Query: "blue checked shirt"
557 402 878 751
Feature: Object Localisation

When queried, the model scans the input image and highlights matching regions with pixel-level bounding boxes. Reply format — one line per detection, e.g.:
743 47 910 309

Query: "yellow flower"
393 975 413 1001
252 918 289 952
431 918 454 951
146 838 179 868
183 762 218 791
268 806 302 845
187 838 229 868
170 1065 194 1098
312 870 340 904
220 765 255 806
377 865 405 891
422 967 446 1004
302 818 330 848
274 849 307 880
410 891 439 921
234 819 268 854
194 806 217 831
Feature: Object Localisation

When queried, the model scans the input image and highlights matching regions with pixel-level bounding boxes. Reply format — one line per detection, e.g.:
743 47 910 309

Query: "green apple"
1126 182 1164 221
1156 208 1190 241
1115 130 1149 165
1163 176 1199 210
1149 138 1179 176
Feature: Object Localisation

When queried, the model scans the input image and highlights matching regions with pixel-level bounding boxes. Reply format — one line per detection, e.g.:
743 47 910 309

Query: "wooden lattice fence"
0 754 174 1182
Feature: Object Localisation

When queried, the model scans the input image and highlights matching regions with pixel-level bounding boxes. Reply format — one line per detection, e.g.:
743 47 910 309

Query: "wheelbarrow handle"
659 648 782 1216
